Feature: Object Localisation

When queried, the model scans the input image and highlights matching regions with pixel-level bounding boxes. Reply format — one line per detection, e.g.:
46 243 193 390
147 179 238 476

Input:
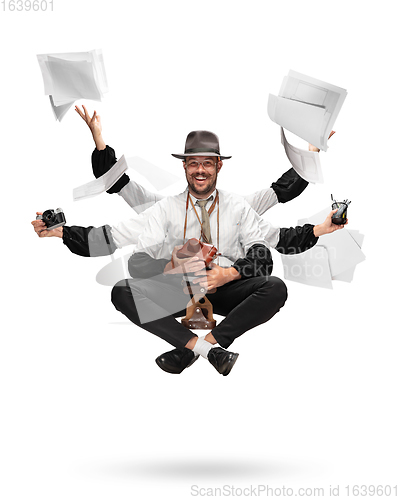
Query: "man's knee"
268 276 288 307
111 279 133 309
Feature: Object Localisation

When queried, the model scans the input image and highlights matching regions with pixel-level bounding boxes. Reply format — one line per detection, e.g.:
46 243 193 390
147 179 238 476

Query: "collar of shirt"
187 188 217 212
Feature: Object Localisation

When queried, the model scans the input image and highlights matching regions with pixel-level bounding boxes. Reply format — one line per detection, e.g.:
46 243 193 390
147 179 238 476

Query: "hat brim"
171 153 232 160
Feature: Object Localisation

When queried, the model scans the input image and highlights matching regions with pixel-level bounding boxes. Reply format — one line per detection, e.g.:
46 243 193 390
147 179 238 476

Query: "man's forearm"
313 224 326 237
52 227 63 238
92 132 106 151
226 266 241 282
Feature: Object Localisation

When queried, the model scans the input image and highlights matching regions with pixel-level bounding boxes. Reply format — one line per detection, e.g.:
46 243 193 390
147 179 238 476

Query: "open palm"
75 104 102 136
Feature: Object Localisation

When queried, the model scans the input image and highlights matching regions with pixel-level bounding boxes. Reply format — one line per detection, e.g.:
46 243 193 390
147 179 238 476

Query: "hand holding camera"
164 245 206 275
31 209 66 238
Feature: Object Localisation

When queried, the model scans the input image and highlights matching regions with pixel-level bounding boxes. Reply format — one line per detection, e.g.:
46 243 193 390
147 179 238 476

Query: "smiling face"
183 156 223 199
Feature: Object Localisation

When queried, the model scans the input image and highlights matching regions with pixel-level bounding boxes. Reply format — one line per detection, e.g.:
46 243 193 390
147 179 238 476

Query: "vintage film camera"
331 195 350 225
36 208 66 230
176 238 219 268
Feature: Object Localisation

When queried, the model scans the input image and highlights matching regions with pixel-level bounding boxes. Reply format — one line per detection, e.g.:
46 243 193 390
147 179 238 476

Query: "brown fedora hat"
171 130 232 160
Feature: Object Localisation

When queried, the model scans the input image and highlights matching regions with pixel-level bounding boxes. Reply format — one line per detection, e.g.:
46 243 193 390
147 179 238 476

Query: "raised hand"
75 104 102 133
75 104 106 150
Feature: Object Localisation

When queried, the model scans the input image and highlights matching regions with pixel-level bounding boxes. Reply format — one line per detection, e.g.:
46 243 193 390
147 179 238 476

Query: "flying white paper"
281 245 333 289
49 96 75 122
332 230 365 283
298 207 365 278
73 155 128 201
37 49 108 121
268 70 347 151
46 57 102 105
280 127 323 183
281 207 365 288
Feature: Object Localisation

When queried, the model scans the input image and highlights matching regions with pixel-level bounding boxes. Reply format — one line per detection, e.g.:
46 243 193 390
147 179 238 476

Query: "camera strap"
184 190 220 252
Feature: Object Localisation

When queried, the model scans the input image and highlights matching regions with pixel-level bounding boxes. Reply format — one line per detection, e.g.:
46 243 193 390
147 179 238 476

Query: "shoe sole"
221 353 239 376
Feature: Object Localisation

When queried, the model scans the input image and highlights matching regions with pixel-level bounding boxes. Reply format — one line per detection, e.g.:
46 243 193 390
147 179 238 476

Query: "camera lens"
42 209 55 225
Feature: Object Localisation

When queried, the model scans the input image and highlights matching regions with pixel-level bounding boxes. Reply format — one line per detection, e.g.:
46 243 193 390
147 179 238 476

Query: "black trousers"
111 274 288 350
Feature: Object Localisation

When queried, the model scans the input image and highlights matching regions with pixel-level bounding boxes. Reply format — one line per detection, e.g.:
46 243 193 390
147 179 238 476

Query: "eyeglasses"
185 159 217 170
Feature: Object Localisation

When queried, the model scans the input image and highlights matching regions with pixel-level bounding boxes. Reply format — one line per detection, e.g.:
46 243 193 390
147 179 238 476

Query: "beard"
186 170 218 197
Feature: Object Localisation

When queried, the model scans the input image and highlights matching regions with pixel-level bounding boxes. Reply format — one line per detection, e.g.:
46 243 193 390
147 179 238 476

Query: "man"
32 130 346 376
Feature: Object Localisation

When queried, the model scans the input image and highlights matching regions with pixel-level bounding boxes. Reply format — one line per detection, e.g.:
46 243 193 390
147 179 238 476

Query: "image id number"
1 0 54 11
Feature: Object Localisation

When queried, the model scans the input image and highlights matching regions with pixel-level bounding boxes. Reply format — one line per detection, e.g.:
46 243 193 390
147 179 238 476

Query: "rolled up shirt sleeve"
62 225 118 257
92 146 164 209
243 167 309 216
128 252 170 279
91 146 130 194
274 224 319 254
232 244 273 278
270 167 309 204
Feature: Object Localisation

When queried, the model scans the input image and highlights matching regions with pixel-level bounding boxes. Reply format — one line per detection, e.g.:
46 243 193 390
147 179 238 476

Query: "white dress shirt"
111 189 281 256
124 188 269 267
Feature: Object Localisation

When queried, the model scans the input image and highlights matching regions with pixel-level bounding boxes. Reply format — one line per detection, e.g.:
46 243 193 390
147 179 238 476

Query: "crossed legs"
111 274 287 350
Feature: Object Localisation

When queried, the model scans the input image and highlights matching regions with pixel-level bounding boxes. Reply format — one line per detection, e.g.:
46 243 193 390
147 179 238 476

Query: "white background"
0 1 399 499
